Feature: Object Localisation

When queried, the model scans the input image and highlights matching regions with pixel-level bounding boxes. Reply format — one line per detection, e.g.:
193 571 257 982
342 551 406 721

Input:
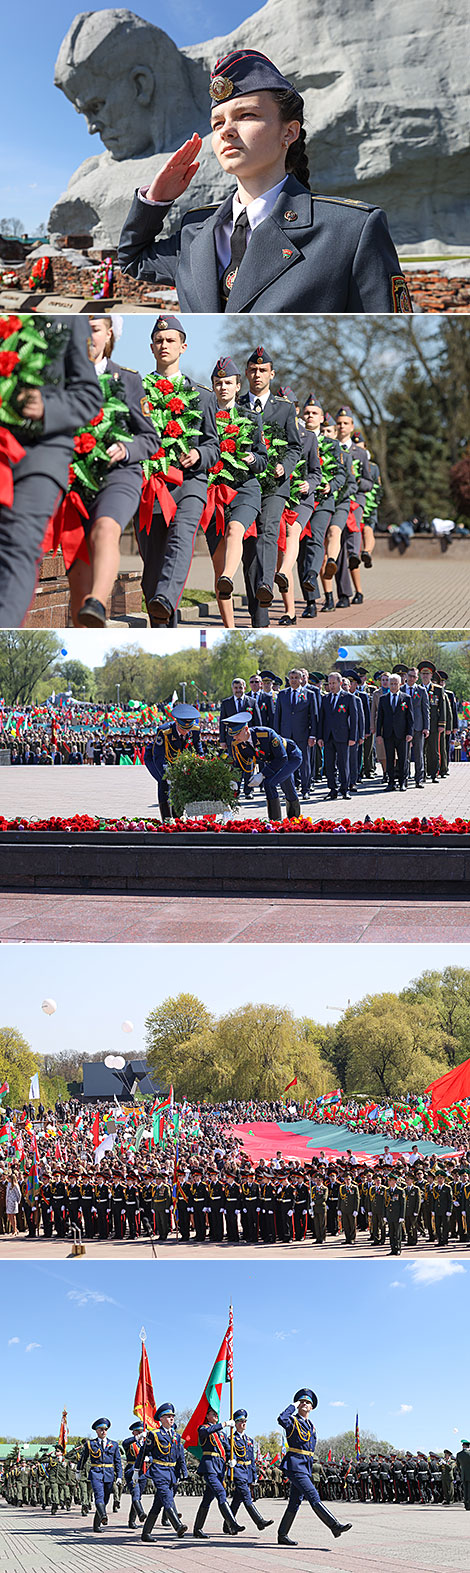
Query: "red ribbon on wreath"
139 464 184 532
199 482 237 537
0 427 26 507
277 506 298 554
345 497 359 532
42 490 90 570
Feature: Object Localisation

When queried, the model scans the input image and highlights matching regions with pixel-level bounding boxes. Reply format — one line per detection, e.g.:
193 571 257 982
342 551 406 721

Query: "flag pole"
140 1326 147 1429
229 1303 234 1487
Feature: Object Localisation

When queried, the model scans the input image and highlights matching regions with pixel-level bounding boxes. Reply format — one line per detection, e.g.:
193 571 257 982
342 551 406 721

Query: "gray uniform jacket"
12 319 102 488
117 175 412 315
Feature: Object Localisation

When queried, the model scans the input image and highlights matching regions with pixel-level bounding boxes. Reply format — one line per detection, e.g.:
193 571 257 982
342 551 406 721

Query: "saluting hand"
146 134 202 203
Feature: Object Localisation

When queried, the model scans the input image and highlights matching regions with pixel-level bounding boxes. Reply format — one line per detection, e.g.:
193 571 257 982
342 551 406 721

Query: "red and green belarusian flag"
182 1309 233 1459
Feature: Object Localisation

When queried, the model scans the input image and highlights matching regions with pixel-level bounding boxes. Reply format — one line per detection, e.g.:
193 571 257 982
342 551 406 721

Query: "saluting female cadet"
205 356 267 628
118 49 412 315
66 315 157 628
277 1389 352 1546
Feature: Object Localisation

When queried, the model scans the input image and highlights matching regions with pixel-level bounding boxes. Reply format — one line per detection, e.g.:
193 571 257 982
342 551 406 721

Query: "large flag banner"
134 1333 157 1430
58 1409 69 1451
29 1073 40 1100
230 1120 458 1165
355 1413 360 1459
182 1319 232 1460
425 1058 470 1116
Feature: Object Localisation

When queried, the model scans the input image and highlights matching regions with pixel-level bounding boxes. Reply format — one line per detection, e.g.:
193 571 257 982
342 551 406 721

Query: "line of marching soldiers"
14 1168 470 1250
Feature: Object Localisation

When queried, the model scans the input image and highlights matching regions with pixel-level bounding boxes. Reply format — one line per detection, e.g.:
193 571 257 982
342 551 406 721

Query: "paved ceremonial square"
1 1235 468 1260
1 762 467 825
0 1499 467 1571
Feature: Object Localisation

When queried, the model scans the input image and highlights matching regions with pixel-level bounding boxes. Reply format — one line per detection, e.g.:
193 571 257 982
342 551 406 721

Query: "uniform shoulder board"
256 729 268 737
183 204 219 220
312 192 374 212
192 381 211 392
118 365 138 374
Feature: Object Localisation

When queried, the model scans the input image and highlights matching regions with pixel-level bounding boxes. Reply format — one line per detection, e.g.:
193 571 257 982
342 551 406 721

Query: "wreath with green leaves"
141 372 203 480
68 371 134 504
208 405 260 488
0 315 71 436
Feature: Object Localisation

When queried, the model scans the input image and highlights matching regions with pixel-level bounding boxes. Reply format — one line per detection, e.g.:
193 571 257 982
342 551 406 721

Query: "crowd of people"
1 1096 469 1253
1 309 430 633
1 659 462 817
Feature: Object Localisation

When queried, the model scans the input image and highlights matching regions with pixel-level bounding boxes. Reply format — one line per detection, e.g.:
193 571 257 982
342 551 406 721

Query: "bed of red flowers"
0 814 469 837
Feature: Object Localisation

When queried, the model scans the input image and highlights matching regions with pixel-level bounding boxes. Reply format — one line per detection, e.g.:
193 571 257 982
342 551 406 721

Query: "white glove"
251 771 264 786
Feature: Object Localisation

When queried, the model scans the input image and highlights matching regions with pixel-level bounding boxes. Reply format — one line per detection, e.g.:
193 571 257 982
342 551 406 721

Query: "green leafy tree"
0 632 61 705
145 994 215 1098
386 365 451 522
58 660 97 700
254 1431 282 1457
401 967 470 1067
338 994 448 1097
212 1004 328 1101
0 1027 37 1107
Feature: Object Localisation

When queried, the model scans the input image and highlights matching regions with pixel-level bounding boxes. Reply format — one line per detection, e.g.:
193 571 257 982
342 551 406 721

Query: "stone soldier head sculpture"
54 8 206 158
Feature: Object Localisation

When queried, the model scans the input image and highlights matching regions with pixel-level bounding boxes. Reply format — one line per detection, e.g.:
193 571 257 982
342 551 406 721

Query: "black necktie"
221 209 249 305
254 398 263 413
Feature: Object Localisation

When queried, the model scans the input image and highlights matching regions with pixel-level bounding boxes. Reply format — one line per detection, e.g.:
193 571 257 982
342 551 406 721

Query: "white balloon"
121 1021 134 1034
42 999 57 1016
104 1055 117 1068
113 1055 126 1070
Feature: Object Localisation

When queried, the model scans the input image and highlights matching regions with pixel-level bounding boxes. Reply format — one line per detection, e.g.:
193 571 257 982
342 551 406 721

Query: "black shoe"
256 582 273 606
385 783 396 791
415 781 424 788
301 578 317 594
77 596 106 628
147 594 173 623
217 574 233 599
336 595 350 608
333 1522 352 1538
279 614 297 625
279 1533 298 1546
274 570 289 592
352 592 364 604
302 602 317 617
342 791 351 799
348 552 361 570
321 592 334 611
361 551 373 567
399 783 406 791
193 1527 209 1538
325 791 337 800
323 557 338 580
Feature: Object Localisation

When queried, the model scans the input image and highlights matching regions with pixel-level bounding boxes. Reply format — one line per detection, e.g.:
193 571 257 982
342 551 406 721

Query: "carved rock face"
50 0 470 248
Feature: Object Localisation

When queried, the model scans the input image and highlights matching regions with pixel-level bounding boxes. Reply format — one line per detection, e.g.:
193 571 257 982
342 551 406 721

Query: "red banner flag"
284 1077 298 1092
134 1339 157 1430
91 1111 100 1149
425 1058 470 1116
58 1409 69 1451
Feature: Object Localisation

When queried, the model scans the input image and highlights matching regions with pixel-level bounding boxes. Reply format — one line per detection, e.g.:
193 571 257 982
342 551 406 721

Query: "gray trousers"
411 729 425 784
0 473 62 627
137 487 205 625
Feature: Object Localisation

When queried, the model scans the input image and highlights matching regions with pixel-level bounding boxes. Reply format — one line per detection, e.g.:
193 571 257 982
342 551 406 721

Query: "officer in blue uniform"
193 1407 243 1538
118 51 412 316
144 702 203 820
78 1417 122 1534
227 1408 273 1533
137 1401 188 1541
238 348 302 625
223 712 302 821
122 1420 146 1528
277 1389 352 1546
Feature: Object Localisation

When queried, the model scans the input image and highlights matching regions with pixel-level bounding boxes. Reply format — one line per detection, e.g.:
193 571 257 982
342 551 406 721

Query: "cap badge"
210 75 233 101
284 211 298 221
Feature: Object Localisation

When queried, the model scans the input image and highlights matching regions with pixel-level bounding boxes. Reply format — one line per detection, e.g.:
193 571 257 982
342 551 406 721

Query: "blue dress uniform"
78 1419 122 1533
122 1423 146 1527
138 1404 188 1541
144 702 204 819
193 1418 243 1537
228 1412 273 1532
224 714 303 821
277 1391 351 1546
118 51 412 317
238 377 302 626
0 317 102 628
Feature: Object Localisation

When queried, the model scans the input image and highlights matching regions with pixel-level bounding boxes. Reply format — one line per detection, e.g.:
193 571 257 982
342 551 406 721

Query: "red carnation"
0 315 22 341
89 408 104 426
211 460 224 474
0 350 20 375
74 432 97 454
224 424 240 435
163 420 183 437
216 411 231 423
155 379 174 394
167 397 185 414
220 438 236 453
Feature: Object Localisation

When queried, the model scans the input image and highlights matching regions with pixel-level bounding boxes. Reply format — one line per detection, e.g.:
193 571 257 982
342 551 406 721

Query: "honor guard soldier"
238 348 302 624
417 661 446 781
138 1402 188 1542
226 1409 273 1532
277 1389 352 1545
193 1406 243 1538
385 1175 406 1255
144 702 203 820
223 711 302 821
118 50 411 316
78 1418 122 1533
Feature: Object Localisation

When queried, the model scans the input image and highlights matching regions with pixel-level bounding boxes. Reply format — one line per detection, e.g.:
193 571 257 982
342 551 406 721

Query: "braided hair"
270 87 310 190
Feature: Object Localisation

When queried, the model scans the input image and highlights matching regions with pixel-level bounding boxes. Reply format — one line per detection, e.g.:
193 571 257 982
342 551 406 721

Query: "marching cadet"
144 702 204 821
65 314 157 628
193 1406 242 1538
298 401 346 616
404 1174 422 1247
137 316 219 625
205 357 267 627
138 1402 188 1541
78 1417 123 1533
223 711 303 821
385 1174 406 1255
122 1420 147 1528
417 661 446 782
0 315 102 628
333 406 374 608
277 1388 352 1545
118 49 411 315
227 1409 273 1532
238 347 301 625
